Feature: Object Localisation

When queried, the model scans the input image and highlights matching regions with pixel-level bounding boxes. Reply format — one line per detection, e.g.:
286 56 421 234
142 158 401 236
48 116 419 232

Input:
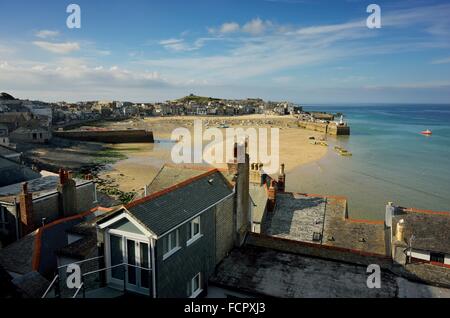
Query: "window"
162 229 180 259
0 206 7 230
430 252 445 264
189 273 202 298
187 217 202 245
32 133 37 140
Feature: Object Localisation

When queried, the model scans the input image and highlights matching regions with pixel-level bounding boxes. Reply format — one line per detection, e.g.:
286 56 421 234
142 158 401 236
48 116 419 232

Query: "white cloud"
242 18 270 35
295 21 364 36
159 38 205 52
365 81 450 90
35 30 60 39
0 57 170 101
219 22 240 34
431 56 450 64
33 41 80 54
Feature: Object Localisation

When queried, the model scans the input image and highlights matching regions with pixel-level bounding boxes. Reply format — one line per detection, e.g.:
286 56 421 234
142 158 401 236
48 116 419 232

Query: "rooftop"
263 193 388 256
100 169 234 237
0 146 20 159
145 164 235 196
0 206 112 275
393 208 450 254
0 175 92 203
210 245 398 298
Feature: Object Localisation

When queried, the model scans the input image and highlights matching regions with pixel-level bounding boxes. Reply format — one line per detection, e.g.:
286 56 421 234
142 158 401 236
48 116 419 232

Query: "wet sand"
98 115 329 193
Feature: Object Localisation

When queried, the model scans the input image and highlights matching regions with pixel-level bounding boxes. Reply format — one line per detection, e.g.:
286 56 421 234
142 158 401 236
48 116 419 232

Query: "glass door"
109 234 124 282
126 239 137 288
107 233 151 295
139 242 150 290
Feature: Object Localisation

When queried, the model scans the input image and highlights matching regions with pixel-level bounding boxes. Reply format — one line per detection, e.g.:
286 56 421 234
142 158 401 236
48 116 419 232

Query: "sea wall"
53 129 154 143
298 121 350 136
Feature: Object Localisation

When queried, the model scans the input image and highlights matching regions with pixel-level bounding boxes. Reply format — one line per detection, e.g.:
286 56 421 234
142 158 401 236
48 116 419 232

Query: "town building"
0 156 41 188
387 203 450 267
0 169 98 245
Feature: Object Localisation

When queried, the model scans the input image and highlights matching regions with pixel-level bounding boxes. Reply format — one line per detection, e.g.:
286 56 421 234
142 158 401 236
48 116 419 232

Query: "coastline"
98 115 329 193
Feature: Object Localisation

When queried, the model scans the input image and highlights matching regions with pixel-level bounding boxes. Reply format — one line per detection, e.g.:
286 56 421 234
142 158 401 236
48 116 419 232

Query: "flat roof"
263 193 388 256
210 245 398 298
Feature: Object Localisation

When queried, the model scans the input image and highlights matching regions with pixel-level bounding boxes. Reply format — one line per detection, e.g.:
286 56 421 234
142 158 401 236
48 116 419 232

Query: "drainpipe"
14 198 19 241
151 238 157 298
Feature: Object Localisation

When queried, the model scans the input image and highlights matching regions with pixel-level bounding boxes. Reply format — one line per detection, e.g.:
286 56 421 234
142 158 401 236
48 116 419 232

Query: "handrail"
58 255 105 269
82 263 125 277
41 274 59 299
72 282 84 298
82 262 151 277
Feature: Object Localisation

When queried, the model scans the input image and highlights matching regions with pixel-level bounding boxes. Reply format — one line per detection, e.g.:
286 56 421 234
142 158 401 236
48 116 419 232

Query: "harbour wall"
53 129 154 143
298 121 350 136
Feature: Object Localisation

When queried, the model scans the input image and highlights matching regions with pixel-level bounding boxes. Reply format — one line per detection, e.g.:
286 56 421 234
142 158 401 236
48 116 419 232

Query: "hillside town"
0 91 448 299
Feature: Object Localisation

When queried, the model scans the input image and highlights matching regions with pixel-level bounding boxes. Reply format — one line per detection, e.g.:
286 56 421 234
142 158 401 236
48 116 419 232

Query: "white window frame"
187 216 202 246
189 272 203 298
162 229 181 260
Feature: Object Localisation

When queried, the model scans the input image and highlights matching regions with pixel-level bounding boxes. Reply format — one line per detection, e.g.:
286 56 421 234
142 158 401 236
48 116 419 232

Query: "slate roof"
210 245 398 298
263 193 388 256
123 169 233 237
0 231 37 275
0 207 112 275
0 175 92 202
137 164 235 199
393 209 450 254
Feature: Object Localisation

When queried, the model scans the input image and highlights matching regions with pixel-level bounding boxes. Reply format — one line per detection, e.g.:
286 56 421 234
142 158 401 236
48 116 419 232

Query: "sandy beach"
98 115 329 193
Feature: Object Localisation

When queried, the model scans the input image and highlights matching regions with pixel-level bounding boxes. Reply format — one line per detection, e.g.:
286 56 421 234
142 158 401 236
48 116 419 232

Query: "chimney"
396 219 405 242
231 142 251 247
277 164 286 192
19 182 34 236
57 168 78 217
385 202 395 228
267 180 277 212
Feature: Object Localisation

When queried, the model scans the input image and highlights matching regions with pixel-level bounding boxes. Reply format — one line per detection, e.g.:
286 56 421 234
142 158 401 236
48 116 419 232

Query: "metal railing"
42 257 152 299
57 255 105 270
42 274 59 299
72 283 85 298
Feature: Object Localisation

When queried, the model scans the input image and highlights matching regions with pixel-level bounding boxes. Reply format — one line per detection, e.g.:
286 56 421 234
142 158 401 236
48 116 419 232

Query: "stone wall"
298 121 350 136
246 232 392 268
214 196 234 265
53 129 154 143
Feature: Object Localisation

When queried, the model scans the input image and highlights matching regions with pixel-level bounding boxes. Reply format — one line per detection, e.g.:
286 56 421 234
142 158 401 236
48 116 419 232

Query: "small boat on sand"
421 129 432 136
334 146 352 156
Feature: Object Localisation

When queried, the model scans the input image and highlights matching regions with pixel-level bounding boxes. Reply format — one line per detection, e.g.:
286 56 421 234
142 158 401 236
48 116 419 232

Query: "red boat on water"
421 129 432 135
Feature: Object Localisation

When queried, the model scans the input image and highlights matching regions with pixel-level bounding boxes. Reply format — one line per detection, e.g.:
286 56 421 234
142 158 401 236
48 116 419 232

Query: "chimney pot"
22 182 28 194
267 180 277 212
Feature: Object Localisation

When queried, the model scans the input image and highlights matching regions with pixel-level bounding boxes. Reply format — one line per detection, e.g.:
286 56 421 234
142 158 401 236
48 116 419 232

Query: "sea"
288 104 450 220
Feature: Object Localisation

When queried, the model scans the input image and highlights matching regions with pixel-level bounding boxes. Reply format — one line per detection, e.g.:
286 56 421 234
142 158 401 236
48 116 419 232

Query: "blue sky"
1 0 450 103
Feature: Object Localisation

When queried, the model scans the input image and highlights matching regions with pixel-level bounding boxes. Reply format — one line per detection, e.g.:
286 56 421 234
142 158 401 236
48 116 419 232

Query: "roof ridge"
400 207 450 216
164 162 229 172
126 168 220 209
